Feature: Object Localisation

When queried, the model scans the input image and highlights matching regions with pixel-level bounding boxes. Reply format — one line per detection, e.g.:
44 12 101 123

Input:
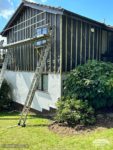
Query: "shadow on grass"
27 124 49 128
0 116 42 120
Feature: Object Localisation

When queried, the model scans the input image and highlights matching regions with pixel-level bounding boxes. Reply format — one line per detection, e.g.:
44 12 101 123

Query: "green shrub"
0 80 12 111
64 60 113 109
55 97 96 126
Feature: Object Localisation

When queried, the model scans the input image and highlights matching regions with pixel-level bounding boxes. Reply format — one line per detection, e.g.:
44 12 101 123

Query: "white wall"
0 35 7 46
4 71 61 112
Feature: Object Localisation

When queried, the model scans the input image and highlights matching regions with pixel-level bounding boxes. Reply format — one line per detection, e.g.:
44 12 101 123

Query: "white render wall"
4 71 61 112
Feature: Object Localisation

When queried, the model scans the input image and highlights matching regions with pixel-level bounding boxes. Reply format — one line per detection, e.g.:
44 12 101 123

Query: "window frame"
37 74 48 92
35 27 48 47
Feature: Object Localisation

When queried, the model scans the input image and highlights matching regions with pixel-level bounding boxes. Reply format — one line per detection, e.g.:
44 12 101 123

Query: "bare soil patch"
49 113 113 136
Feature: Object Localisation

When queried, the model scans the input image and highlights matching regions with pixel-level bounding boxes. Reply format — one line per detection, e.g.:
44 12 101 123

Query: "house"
1 1 113 112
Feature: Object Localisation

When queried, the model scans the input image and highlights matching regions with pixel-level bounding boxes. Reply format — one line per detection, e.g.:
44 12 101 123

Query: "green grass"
0 112 113 150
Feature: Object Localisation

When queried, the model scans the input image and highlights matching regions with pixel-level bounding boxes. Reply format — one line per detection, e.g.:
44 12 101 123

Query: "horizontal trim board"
3 34 49 49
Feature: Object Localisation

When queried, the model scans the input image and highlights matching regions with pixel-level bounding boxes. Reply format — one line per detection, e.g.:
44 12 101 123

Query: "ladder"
18 26 52 127
0 40 10 89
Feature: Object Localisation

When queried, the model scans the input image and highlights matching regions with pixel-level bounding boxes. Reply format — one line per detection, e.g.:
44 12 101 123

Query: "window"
36 40 46 46
37 74 48 92
35 27 48 47
36 27 48 36
42 74 48 91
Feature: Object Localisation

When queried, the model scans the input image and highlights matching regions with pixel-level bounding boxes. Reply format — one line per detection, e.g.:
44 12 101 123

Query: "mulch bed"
49 113 113 136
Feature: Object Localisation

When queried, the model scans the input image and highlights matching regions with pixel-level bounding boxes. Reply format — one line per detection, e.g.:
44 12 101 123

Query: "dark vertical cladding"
86 23 89 61
7 7 51 72
67 17 71 71
72 19 76 69
51 14 55 72
5 4 113 73
56 15 60 73
90 27 93 60
94 28 97 60
77 21 81 65
62 16 66 72
82 22 85 64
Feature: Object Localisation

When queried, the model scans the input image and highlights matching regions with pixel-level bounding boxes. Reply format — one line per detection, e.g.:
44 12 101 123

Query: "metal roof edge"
63 9 113 31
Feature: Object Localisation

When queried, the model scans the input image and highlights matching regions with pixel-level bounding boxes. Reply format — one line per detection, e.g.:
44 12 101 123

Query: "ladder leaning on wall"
18 25 53 127
0 40 10 89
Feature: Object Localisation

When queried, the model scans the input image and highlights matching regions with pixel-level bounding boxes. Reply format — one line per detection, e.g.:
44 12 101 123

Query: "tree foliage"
0 80 12 111
64 60 113 109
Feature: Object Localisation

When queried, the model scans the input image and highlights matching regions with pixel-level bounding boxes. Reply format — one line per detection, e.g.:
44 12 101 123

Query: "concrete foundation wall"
5 71 61 112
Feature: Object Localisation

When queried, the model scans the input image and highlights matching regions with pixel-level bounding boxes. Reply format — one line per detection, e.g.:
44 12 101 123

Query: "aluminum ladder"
0 40 10 89
18 27 52 127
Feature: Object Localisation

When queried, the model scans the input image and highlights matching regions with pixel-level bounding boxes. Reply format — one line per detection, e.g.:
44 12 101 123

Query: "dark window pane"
37 74 48 92
37 28 42 35
36 27 48 36
42 28 48 34
35 40 46 46
36 41 42 46
37 76 42 90
42 74 48 91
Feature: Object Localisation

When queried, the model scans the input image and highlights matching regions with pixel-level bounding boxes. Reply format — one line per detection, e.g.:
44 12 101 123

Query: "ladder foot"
18 122 21 126
22 124 26 127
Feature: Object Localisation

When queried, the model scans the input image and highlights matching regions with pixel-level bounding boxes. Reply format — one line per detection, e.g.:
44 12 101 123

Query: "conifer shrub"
0 80 12 111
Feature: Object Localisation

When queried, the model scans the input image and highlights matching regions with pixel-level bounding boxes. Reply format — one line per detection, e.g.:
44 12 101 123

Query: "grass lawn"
0 112 113 150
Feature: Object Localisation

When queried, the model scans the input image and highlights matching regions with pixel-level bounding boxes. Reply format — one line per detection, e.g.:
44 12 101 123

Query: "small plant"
0 80 12 111
55 97 96 126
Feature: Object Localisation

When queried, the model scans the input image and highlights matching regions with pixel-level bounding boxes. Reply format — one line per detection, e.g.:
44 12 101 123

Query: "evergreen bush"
56 97 96 126
0 80 12 111
64 60 113 109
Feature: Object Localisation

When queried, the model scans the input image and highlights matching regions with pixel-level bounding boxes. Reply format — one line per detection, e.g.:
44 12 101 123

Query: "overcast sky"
0 0 113 36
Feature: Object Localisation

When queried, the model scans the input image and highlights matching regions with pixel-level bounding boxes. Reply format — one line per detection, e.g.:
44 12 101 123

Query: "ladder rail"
18 46 50 126
0 51 10 88
18 28 52 127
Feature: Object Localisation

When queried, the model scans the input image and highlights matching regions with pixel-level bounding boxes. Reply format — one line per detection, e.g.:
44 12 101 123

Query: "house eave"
63 10 113 32
1 1 63 36
1 2 24 36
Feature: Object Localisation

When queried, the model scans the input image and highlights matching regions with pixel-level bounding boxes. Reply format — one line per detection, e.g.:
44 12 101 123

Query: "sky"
0 0 113 36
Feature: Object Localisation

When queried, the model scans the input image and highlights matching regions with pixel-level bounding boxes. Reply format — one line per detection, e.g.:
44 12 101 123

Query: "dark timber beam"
3 34 49 49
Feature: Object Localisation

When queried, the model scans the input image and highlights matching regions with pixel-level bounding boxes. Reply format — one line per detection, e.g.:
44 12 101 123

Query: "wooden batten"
80 21 82 65
54 14 57 73
92 27 95 60
3 34 49 49
65 16 67 72
84 23 87 63
99 28 102 60
75 20 78 66
60 15 63 74
70 19 73 70
49 13 52 72
88 25 91 60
